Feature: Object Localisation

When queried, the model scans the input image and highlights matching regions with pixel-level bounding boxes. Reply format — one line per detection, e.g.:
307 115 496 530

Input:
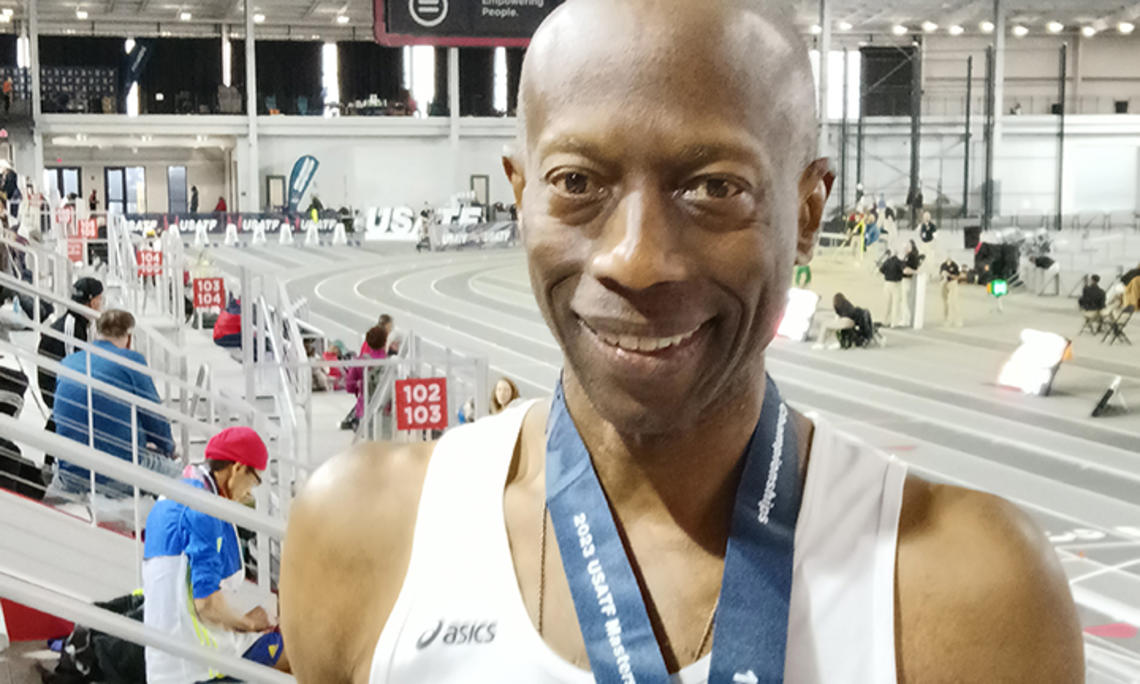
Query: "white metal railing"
0 575 293 683
0 415 291 683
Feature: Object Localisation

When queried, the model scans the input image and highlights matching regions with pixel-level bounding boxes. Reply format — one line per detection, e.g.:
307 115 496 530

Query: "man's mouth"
579 318 709 355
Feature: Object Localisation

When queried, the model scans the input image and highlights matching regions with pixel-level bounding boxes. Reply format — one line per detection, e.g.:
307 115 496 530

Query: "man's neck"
561 370 765 553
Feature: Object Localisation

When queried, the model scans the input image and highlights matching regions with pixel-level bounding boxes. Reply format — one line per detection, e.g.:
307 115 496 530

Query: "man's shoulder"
895 476 1083 681
280 440 437 681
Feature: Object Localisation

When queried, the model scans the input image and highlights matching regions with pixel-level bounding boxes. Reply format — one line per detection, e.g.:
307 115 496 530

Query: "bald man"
280 2 1083 682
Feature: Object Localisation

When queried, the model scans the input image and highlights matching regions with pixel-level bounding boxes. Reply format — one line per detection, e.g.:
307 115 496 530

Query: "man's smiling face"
506 0 827 435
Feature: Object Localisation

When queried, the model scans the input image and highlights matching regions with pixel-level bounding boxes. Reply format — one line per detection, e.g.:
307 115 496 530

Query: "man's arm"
896 479 1084 683
194 591 271 632
280 440 434 684
125 353 175 454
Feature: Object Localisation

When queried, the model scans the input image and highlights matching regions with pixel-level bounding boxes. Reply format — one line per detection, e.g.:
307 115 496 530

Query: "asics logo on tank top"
415 619 498 650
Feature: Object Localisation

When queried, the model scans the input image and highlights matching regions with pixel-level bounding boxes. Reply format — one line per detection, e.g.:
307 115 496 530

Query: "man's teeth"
596 328 698 352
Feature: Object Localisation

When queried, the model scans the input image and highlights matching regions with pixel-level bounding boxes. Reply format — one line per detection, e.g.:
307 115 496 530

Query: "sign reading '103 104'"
375 0 565 46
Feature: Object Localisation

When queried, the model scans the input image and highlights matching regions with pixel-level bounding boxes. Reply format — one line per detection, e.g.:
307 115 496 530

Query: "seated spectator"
1079 275 1107 321
0 363 46 499
815 294 858 350
1122 262 1140 287
304 340 330 392
50 309 179 499
1127 272 1140 311
490 378 520 415
361 313 397 356
213 298 242 349
1106 277 1126 316
143 427 288 683
37 277 104 410
345 325 389 430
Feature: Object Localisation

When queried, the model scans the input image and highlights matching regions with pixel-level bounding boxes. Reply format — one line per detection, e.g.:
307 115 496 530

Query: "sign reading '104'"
375 0 565 46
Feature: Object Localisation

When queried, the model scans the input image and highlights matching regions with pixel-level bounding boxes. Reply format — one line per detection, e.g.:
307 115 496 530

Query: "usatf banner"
374 0 564 46
122 213 344 235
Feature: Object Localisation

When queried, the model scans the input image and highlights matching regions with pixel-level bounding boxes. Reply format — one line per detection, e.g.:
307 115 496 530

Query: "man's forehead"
519 0 814 165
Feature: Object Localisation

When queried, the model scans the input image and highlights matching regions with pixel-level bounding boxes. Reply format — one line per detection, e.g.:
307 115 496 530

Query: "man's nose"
589 186 690 292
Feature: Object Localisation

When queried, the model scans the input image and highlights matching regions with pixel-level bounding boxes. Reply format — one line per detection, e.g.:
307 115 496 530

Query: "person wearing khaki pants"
880 250 907 327
939 258 964 327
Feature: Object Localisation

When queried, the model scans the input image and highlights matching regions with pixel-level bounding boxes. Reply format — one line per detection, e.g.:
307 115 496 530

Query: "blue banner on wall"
287 155 320 212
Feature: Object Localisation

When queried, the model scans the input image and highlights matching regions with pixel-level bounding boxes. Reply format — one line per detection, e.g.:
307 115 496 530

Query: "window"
43 167 81 202
105 166 146 214
168 166 187 213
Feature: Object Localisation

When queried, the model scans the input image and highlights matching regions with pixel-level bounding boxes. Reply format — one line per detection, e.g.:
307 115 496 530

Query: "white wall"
41 145 228 214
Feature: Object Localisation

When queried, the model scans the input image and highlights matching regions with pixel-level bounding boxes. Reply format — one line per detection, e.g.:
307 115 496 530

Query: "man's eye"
681 178 745 202
552 171 595 196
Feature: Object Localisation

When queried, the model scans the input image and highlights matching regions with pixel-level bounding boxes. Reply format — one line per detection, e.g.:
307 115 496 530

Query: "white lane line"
770 357 1140 486
1069 557 1140 586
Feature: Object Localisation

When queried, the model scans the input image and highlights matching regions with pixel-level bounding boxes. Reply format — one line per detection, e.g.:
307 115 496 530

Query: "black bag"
40 593 146 684
0 366 46 500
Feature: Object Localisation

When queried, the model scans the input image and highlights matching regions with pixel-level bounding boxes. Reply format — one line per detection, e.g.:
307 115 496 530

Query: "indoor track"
202 242 1140 677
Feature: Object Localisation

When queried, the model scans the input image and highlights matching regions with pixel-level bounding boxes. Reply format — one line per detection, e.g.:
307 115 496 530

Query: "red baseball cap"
205 427 268 471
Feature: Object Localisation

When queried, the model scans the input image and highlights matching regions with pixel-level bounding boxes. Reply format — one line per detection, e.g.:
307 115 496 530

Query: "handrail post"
131 404 143 589
86 348 97 528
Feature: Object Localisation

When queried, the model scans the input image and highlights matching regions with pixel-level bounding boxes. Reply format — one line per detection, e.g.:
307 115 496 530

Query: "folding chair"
1102 307 1134 346
1078 311 1102 336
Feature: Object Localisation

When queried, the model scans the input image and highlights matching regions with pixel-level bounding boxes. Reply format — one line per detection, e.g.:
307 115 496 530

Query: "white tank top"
370 399 907 683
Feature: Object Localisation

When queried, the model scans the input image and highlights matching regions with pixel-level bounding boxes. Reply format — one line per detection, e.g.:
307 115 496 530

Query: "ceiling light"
1012 24 1029 37
253 12 265 23
810 24 822 35
838 21 853 31
1046 21 1063 33
0 14 9 23
1081 25 1097 37
310 33 319 40
892 24 908 35
1 8 12 16
980 20 995 33
179 10 191 21
75 8 87 19
922 21 938 33
336 14 349 24
1119 21 1135 34
948 24 964 36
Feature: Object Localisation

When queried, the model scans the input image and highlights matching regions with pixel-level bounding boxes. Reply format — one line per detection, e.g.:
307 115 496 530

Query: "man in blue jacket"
50 309 179 498
142 427 287 683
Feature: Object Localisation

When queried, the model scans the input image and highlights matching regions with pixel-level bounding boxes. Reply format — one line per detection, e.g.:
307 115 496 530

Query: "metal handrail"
0 574 293 683
0 414 285 537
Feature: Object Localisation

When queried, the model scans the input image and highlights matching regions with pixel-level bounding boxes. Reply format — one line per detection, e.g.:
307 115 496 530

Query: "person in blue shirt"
49 309 178 498
142 427 288 683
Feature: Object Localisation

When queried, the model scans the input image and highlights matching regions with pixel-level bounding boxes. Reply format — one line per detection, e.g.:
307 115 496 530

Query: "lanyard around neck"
544 375 802 684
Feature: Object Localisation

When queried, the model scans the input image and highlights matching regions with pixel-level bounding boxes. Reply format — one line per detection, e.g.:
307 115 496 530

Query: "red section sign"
55 205 75 232
66 238 83 262
137 249 163 277
78 218 98 239
395 378 448 431
193 277 225 310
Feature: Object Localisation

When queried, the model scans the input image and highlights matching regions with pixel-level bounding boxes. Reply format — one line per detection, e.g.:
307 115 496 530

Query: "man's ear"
502 154 526 208
796 158 834 266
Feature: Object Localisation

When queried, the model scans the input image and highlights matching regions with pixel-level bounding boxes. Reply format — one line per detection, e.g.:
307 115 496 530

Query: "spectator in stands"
143 427 288 683
490 377 520 415
213 297 243 349
49 309 179 498
361 313 397 356
814 293 858 350
37 276 104 410
880 249 907 328
1079 275 1107 329
0 364 45 499
87 189 98 212
190 186 199 213
2 77 12 114
214 196 228 213
345 325 389 431
940 258 964 327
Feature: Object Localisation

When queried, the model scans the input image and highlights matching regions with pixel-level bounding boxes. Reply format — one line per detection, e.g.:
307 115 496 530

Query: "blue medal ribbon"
545 375 801 684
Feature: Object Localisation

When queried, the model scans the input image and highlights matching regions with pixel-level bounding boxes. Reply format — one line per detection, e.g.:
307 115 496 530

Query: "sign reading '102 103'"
376 0 565 45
